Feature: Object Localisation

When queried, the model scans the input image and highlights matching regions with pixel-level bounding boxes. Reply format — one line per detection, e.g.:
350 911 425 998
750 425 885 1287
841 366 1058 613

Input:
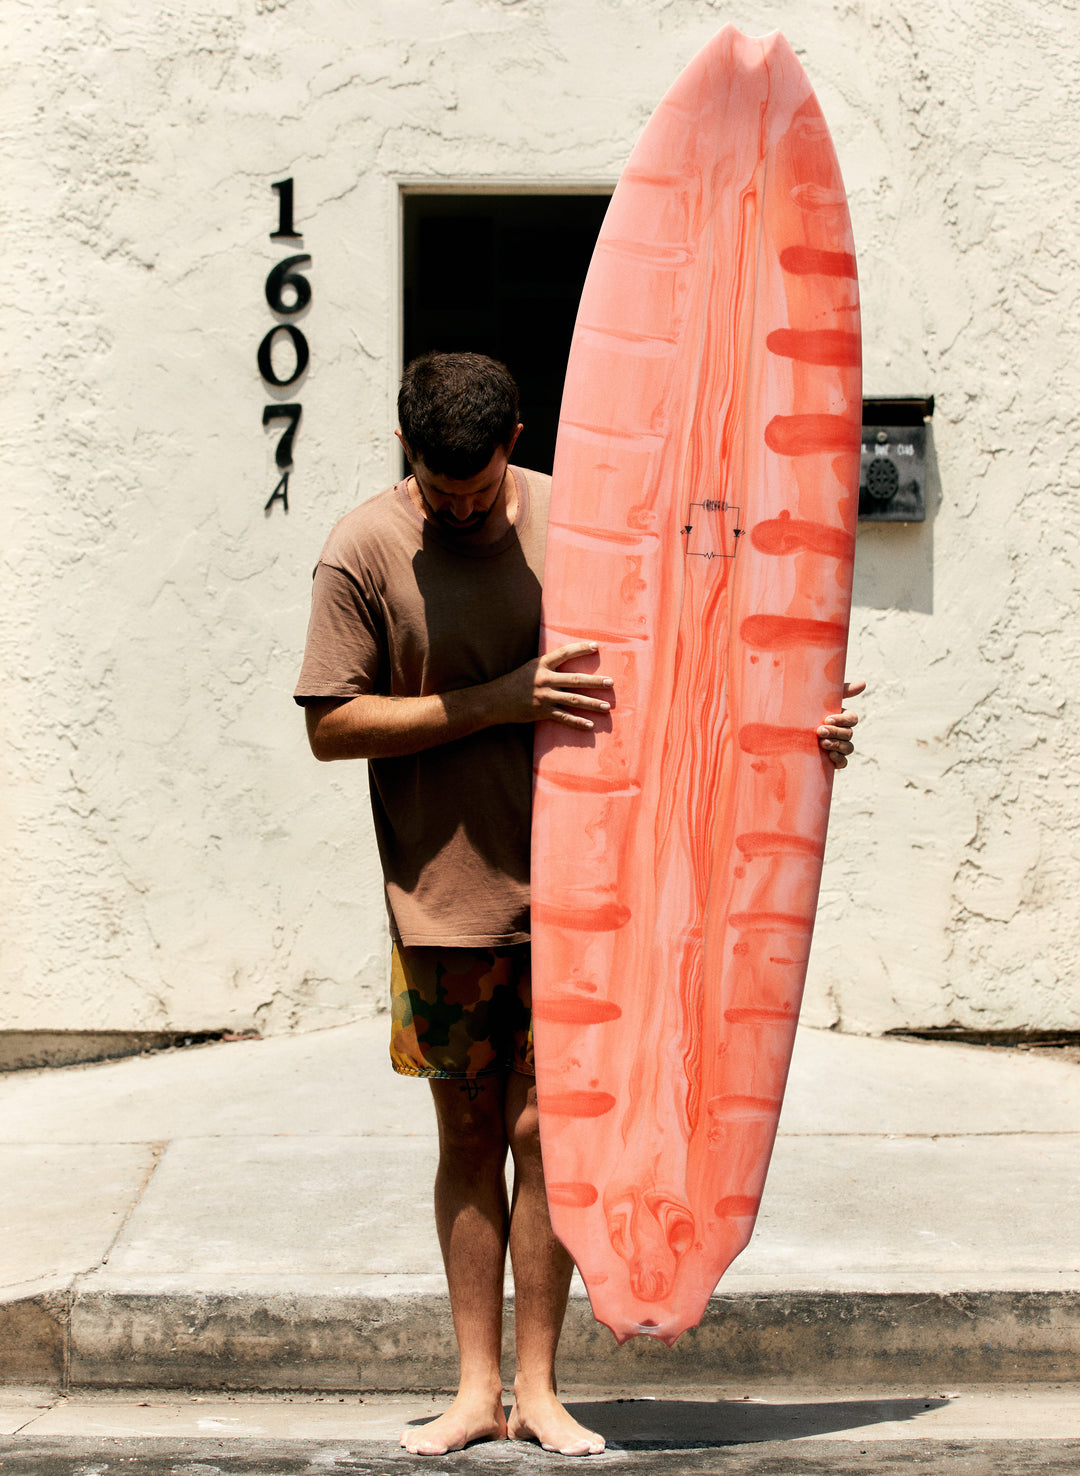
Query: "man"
295 352 861 1458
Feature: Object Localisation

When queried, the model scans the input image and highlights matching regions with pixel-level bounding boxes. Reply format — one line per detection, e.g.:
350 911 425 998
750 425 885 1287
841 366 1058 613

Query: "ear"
395 429 411 462
506 422 524 458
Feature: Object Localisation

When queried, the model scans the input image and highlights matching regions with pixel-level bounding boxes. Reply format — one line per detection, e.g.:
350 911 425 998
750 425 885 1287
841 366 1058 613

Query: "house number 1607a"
259 178 308 514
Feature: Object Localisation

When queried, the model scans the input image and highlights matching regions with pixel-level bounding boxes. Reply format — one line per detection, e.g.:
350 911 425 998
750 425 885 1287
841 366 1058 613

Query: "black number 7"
263 404 302 467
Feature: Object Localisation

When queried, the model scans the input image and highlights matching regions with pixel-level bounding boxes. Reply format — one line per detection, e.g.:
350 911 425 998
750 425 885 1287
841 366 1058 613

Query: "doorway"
402 192 611 475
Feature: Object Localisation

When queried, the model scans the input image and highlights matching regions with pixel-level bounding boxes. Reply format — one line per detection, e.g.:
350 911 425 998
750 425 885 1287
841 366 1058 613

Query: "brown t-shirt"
294 467 549 947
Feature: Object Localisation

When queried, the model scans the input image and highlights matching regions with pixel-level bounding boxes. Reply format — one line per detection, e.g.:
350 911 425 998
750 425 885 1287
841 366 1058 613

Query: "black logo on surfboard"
682 499 744 560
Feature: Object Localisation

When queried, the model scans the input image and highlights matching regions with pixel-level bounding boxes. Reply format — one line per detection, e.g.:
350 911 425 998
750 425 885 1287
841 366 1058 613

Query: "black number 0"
258 324 309 388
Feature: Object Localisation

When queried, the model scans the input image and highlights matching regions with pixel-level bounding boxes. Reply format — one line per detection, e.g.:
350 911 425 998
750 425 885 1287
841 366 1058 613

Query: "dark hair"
398 352 520 478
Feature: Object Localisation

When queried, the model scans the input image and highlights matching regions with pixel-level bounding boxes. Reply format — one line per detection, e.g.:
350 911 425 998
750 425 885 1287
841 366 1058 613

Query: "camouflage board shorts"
389 942 534 1079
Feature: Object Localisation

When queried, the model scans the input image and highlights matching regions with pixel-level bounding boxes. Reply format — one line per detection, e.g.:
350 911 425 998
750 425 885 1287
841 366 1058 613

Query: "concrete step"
4 1281 1080 1391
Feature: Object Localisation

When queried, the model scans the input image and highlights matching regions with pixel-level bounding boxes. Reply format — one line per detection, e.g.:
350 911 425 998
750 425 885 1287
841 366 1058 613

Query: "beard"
432 502 493 532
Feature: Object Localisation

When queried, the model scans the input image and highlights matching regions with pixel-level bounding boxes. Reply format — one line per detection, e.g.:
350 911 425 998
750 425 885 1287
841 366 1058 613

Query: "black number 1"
271 178 300 240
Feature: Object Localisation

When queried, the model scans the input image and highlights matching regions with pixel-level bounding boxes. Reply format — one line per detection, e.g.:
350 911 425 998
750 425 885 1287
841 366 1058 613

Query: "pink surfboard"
531 26 861 1345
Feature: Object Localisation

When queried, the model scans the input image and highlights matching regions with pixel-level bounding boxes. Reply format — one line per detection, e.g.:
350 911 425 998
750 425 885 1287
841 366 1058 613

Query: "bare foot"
508 1387 606 1456
400 1390 507 1456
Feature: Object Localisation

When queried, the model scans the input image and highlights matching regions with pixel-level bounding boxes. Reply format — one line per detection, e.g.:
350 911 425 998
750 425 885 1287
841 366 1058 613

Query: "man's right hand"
491 642 614 731
304 643 613 761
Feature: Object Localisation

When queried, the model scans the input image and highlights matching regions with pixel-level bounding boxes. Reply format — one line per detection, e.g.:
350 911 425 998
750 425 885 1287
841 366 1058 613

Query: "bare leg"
400 1076 510 1455
504 1073 605 1456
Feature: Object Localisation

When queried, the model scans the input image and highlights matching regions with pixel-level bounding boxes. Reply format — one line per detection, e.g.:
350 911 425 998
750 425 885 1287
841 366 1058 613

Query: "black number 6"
265 254 311 315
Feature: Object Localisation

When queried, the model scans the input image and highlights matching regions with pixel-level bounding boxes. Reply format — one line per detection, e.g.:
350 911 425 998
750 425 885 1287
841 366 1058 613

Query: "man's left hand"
816 679 865 770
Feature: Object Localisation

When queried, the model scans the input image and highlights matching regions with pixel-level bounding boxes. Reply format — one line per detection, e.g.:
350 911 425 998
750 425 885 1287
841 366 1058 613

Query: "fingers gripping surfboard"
531 27 861 1345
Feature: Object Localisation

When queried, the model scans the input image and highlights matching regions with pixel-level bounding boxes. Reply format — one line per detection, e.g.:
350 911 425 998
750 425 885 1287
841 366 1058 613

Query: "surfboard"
530 26 861 1346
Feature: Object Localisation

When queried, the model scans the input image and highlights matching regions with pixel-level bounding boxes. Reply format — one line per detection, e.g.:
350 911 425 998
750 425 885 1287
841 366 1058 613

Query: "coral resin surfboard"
530 27 861 1345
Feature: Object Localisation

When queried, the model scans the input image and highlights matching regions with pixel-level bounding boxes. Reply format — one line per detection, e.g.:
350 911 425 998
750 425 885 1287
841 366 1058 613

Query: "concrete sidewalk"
1 1021 1078 1391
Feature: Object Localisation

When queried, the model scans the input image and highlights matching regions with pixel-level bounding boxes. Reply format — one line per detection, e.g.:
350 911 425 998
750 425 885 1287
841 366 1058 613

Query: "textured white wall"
806 0 1080 1033
3 0 1077 1037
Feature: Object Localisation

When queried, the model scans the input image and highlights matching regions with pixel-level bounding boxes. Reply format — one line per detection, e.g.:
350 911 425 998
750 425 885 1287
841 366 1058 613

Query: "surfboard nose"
597 1303 701 1348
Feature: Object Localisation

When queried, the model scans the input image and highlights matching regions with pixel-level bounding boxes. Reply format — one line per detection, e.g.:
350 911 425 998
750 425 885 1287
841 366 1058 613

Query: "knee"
433 1086 508 1172
507 1090 542 1168
440 1110 505 1158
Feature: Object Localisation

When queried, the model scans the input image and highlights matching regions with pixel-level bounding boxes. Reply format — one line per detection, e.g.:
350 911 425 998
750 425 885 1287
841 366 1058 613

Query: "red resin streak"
764 413 861 457
541 1091 618 1119
766 328 861 366
531 996 623 1024
779 244 858 278
751 512 852 561
740 614 848 650
547 1182 601 1208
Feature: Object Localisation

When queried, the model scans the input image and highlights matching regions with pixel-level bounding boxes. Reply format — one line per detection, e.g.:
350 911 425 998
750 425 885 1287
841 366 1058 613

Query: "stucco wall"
807 0 1080 1033
3 0 1078 1040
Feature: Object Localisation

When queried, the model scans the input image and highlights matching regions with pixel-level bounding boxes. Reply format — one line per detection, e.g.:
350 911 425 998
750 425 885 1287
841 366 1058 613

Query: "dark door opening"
402 193 611 475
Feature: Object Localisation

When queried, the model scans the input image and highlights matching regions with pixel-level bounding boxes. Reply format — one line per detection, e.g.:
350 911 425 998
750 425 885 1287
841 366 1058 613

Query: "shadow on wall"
851 424 940 615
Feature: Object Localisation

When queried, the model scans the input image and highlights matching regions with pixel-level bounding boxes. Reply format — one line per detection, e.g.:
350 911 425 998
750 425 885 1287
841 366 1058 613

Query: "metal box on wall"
859 397 934 522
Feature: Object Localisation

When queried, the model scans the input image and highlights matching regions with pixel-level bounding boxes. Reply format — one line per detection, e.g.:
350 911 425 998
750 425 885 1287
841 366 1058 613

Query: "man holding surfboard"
295 351 861 1457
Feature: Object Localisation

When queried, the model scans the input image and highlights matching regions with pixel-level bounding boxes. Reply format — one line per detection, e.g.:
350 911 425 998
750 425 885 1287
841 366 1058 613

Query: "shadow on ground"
559 1395 951 1448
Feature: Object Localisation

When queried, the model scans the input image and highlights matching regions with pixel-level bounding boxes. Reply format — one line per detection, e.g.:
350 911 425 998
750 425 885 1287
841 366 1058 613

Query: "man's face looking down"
397 425 523 536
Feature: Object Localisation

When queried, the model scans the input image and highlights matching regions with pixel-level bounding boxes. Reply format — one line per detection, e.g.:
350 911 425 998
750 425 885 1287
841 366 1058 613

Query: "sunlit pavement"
2 1021 1079 1475
4 1385 1080 1473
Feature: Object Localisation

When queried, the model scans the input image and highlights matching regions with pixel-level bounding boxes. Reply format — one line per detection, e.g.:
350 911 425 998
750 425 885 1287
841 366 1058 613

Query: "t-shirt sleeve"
293 560 385 704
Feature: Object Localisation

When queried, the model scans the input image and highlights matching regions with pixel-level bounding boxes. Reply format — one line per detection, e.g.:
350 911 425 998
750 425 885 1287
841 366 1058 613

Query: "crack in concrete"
95 1142 169 1270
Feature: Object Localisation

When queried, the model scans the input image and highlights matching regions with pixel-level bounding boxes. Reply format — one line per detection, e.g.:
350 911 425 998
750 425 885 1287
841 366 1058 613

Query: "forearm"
304 643 614 761
305 683 509 761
